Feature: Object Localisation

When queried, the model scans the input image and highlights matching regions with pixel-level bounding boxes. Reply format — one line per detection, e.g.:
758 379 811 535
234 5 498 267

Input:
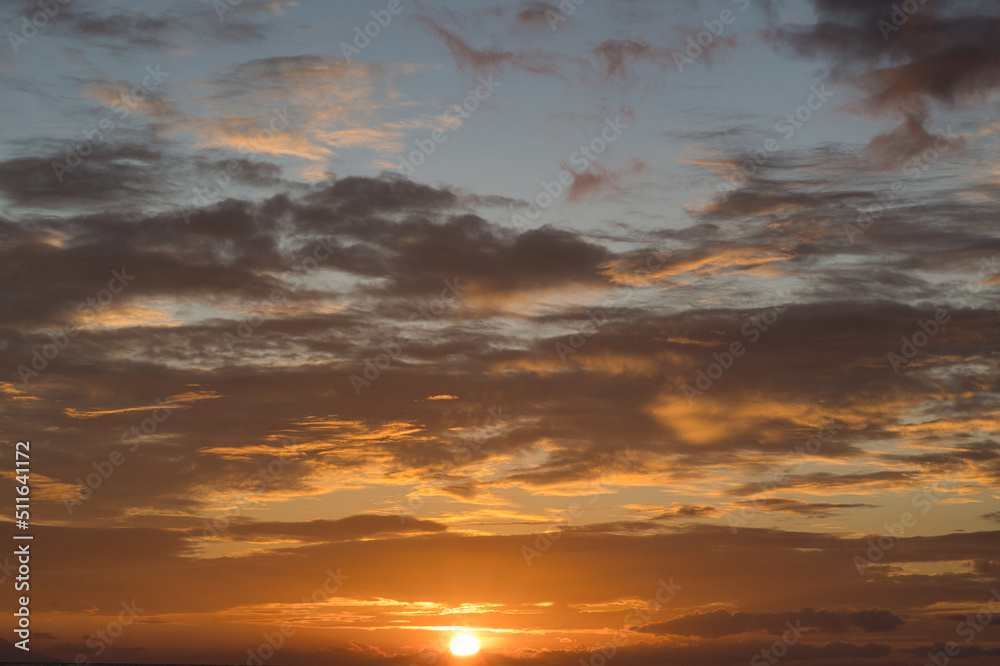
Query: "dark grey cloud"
651 504 717 520
0 135 293 213
769 0 1000 159
514 2 561 30
0 0 273 52
201 514 448 542
24 519 1000 619
733 498 878 516
637 606 904 637
728 472 916 497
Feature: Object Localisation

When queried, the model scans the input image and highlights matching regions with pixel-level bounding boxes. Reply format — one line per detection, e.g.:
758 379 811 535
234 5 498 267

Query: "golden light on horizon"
449 632 480 656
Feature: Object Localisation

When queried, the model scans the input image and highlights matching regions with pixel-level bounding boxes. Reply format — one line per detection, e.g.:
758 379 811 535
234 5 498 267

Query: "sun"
449 632 480 656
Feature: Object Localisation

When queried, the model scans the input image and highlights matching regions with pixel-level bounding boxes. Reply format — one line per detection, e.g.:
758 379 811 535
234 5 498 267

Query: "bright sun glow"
449 632 480 656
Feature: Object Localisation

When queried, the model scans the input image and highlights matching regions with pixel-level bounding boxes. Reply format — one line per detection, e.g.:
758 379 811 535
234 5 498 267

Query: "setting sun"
449 633 480 656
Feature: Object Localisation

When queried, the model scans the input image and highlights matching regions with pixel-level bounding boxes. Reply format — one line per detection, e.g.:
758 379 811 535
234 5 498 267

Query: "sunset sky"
1 0 1000 665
